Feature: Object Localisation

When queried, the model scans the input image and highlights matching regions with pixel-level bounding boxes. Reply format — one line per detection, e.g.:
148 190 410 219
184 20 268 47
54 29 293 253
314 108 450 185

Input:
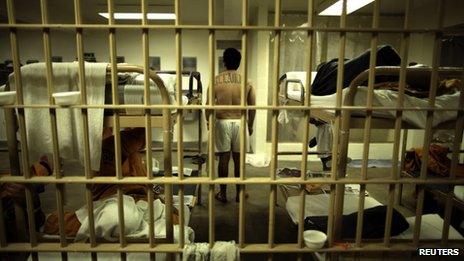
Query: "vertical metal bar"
24 186 38 246
73 0 97 248
238 0 248 248
6 0 36 246
39 0 60 171
396 129 409 207
355 0 379 247
140 0 156 253
0 199 6 247
141 1 153 181
384 0 411 247
6 1 30 178
4 108 20 176
208 0 216 248
107 0 126 249
413 0 444 245
441 73 464 244
39 0 67 250
268 0 281 252
55 183 66 246
174 0 186 249
329 0 347 246
297 0 315 250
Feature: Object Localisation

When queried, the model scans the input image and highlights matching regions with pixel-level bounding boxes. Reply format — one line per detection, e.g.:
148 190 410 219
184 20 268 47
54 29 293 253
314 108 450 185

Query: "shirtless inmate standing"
206 48 256 203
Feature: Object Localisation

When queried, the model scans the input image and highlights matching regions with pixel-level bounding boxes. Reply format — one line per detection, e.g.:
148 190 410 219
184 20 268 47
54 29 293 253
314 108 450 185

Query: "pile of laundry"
183 241 239 261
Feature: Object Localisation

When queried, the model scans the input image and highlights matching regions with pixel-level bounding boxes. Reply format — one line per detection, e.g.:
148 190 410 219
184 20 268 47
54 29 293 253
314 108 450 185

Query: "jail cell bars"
0 0 463 260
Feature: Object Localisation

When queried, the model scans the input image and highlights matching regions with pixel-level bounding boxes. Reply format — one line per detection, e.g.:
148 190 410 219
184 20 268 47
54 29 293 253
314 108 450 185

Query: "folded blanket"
9 62 107 171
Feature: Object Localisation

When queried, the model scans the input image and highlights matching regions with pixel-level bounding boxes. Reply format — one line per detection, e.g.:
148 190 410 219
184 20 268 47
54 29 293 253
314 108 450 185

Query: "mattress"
286 194 463 240
109 73 189 115
394 214 463 240
284 71 317 92
285 194 382 225
285 87 460 128
282 71 460 128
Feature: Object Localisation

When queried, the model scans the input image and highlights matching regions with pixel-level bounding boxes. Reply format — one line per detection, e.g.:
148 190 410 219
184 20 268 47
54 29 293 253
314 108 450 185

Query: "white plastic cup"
0 91 16 105
303 230 327 249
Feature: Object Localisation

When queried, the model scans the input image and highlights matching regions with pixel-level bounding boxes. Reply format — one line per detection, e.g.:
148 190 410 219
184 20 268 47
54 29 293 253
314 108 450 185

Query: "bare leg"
232 152 241 193
217 152 231 195
232 152 248 202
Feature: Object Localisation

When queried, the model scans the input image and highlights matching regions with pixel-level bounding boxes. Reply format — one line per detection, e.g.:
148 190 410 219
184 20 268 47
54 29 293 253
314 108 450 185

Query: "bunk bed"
277 66 464 242
0 62 203 245
278 66 462 130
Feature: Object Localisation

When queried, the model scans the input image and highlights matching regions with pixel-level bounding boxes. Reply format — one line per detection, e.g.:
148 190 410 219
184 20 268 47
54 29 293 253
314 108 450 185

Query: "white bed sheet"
41 195 193 243
285 71 317 92
286 194 463 240
285 87 460 128
123 73 189 115
394 214 463 240
285 194 382 225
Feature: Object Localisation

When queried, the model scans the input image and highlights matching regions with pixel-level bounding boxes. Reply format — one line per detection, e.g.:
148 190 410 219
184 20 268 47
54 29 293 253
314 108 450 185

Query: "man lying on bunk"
309 44 401 170
1 128 181 240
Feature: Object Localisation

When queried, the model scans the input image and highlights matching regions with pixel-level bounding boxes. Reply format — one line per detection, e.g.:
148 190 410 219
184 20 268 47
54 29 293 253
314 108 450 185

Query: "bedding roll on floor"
304 206 409 239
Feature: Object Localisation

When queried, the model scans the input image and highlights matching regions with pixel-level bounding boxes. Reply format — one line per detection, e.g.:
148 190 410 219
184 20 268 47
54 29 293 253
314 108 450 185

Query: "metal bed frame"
279 66 462 129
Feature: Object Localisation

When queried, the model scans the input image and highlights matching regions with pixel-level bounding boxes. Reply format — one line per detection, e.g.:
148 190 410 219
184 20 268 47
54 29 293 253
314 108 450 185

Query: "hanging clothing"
311 45 401 96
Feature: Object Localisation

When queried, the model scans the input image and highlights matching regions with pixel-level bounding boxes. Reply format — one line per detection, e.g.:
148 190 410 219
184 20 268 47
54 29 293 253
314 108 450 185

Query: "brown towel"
43 211 81 237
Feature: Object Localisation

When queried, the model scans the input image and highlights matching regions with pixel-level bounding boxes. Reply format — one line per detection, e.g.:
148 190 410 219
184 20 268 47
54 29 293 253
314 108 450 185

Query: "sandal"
215 191 227 203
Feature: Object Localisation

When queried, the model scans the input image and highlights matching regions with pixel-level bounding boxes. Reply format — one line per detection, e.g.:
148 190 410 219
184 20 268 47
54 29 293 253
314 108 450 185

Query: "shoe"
215 191 227 203
308 137 317 148
321 156 332 172
235 192 249 202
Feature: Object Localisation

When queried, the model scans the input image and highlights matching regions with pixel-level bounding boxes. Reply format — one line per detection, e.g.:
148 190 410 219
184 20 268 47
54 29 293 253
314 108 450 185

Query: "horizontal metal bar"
1 242 462 253
277 151 321 155
1 176 463 185
0 23 463 34
1 104 463 112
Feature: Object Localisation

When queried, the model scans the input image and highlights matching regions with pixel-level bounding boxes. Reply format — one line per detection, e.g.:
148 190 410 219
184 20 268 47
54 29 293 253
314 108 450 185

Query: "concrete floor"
187 158 417 261
1 151 419 260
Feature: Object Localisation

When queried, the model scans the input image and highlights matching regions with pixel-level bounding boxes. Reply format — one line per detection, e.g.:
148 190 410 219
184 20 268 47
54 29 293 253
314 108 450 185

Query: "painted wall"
408 0 464 65
1 0 462 161
405 0 464 151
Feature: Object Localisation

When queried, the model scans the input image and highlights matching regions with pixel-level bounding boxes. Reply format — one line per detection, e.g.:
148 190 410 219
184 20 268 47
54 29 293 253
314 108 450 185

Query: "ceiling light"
319 0 375 16
98 12 176 20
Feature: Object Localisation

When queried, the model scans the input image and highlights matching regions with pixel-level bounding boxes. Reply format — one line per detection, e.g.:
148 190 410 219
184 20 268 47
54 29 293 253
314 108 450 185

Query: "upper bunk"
278 66 463 129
